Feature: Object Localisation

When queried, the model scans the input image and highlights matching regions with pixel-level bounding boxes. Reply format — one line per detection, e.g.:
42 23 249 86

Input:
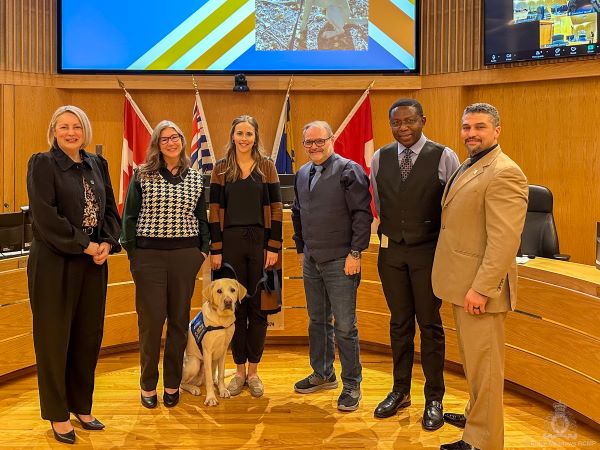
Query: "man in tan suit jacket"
432 103 528 450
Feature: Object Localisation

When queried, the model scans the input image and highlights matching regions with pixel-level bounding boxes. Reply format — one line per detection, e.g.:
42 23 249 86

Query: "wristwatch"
349 250 361 260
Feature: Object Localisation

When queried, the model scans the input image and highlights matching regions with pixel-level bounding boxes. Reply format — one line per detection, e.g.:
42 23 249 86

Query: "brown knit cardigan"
208 157 283 258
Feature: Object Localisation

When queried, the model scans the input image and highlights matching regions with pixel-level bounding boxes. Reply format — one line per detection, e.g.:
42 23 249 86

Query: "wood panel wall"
0 0 54 74
1 0 600 265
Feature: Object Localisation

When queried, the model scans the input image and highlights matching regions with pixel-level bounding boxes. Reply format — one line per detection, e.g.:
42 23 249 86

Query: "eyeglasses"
159 134 181 145
302 136 332 148
390 118 421 128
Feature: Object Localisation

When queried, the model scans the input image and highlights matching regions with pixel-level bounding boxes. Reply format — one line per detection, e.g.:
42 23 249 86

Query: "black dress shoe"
140 393 158 409
73 413 105 430
51 423 76 444
440 439 479 450
422 400 444 431
443 412 467 428
163 390 180 408
374 391 411 418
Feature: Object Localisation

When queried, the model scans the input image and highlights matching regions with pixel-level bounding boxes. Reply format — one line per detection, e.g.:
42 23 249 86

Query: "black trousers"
131 247 204 391
27 239 107 422
377 238 445 402
222 226 268 365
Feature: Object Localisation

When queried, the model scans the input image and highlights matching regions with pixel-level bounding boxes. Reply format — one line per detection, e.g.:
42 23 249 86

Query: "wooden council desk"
1 214 598 425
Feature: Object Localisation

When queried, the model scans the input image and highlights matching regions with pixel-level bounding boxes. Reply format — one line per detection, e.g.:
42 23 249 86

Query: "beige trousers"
453 305 507 450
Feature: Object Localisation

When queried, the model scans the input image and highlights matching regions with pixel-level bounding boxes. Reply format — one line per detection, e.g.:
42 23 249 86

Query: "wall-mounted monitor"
58 0 419 74
484 0 599 65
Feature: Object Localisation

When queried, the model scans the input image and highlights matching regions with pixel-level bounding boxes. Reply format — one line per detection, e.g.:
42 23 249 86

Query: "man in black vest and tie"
371 99 459 428
291 120 372 412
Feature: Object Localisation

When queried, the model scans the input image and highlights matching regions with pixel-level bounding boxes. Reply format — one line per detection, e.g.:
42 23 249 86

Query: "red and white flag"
118 93 152 215
334 88 374 176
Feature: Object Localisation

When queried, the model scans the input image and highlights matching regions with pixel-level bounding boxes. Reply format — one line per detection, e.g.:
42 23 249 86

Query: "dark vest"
295 153 354 263
376 140 445 245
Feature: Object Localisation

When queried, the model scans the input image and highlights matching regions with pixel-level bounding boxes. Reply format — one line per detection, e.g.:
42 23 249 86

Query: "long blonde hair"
138 120 190 178
220 115 266 182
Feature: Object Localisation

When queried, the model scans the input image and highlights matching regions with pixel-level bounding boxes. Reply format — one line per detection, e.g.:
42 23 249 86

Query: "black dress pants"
377 238 445 402
222 226 268 365
27 239 107 422
131 247 204 391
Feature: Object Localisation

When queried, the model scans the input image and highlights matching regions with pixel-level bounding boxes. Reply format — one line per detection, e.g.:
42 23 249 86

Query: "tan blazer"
432 146 528 313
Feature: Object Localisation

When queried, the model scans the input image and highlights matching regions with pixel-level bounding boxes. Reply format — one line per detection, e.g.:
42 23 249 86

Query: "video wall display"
484 0 599 64
58 0 419 73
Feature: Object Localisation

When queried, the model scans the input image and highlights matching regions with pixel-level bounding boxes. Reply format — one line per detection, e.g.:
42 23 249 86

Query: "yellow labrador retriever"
180 278 247 406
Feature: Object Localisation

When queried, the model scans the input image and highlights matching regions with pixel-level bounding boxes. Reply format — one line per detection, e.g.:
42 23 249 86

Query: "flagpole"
192 74 199 95
285 75 293 97
272 76 294 159
117 78 129 96
117 78 152 132
334 79 375 138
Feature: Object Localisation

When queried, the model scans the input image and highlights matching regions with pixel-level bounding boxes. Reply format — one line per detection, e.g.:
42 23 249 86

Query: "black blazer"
27 146 121 255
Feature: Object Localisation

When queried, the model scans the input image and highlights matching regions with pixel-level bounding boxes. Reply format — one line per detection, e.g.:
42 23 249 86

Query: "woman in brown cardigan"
209 115 282 397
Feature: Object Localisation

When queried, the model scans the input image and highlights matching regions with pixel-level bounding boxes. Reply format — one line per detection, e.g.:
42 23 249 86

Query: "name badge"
380 234 389 249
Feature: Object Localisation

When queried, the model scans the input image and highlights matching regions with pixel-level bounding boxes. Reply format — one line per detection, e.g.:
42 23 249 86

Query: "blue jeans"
303 255 362 389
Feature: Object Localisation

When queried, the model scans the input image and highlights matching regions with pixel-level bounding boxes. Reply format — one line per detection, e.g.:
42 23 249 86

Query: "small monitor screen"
0 212 23 255
484 0 599 65
58 0 419 74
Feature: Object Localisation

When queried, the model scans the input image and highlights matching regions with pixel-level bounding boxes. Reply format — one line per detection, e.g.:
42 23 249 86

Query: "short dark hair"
463 103 500 127
389 98 424 118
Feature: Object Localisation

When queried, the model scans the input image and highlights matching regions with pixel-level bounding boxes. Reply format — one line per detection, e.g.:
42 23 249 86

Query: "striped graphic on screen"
129 0 255 71
128 0 416 71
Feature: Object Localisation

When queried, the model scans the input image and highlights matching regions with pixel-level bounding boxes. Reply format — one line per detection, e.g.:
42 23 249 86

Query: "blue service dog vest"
190 311 225 353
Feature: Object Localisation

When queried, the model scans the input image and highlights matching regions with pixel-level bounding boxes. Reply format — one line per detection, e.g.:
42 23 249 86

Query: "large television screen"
484 1 599 65
58 0 419 74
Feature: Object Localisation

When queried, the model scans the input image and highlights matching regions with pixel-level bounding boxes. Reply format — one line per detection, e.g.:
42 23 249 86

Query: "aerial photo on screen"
256 0 368 51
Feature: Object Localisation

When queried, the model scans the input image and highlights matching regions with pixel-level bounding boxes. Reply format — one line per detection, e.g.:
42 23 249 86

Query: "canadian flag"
118 93 152 215
333 88 374 176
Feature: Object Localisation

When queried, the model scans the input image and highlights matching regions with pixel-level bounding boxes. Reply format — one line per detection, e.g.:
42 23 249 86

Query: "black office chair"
278 173 296 186
280 186 296 208
519 185 570 261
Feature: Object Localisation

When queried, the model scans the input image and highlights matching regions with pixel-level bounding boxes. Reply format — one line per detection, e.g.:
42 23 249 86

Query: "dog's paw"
204 395 219 406
219 388 231 398
190 386 201 396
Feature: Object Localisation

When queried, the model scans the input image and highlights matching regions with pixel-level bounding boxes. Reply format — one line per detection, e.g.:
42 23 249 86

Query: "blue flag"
272 94 295 174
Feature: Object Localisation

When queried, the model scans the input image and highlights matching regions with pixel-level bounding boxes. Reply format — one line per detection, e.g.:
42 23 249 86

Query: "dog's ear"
202 282 213 303
236 280 247 301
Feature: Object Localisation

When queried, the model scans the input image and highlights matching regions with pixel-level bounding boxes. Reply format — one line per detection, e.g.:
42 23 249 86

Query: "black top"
224 170 264 228
470 144 498 166
26 146 121 255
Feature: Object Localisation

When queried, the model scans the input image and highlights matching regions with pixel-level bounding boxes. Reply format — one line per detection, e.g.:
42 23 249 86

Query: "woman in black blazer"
27 105 121 444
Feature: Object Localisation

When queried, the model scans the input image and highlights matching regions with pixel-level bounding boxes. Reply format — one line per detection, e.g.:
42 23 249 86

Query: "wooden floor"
0 345 598 449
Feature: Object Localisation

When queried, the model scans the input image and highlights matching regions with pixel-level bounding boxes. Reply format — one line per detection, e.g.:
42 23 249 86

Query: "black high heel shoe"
51 422 76 444
163 390 180 408
141 393 158 409
73 413 105 430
